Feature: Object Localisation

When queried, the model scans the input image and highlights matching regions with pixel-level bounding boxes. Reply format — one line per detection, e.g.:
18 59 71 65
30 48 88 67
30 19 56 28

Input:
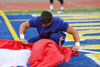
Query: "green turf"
4 8 100 14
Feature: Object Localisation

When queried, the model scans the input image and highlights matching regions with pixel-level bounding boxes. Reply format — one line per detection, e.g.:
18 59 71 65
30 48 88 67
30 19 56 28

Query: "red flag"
0 39 78 67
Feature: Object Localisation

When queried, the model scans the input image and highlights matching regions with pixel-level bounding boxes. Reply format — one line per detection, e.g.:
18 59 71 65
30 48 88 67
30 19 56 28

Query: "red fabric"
29 39 72 67
0 39 78 67
71 51 79 56
0 39 33 50
58 46 72 62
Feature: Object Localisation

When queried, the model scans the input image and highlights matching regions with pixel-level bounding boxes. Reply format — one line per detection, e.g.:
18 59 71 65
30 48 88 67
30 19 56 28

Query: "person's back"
29 16 68 37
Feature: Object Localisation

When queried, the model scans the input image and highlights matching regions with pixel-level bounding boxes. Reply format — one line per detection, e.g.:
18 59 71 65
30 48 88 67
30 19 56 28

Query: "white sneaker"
49 9 53 13
57 10 64 14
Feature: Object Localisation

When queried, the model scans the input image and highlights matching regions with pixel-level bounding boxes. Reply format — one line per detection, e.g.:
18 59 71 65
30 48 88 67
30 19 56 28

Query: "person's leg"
50 0 54 12
57 0 64 13
50 0 54 4
50 33 65 46
60 0 64 10
27 36 42 43
58 0 64 6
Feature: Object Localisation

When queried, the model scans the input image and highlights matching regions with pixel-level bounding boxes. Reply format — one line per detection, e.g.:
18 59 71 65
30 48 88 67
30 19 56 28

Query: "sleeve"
59 19 69 31
29 17 38 27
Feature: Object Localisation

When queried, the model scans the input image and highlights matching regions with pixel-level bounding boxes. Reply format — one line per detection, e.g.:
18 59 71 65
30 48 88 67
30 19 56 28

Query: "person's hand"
20 39 28 45
72 46 80 52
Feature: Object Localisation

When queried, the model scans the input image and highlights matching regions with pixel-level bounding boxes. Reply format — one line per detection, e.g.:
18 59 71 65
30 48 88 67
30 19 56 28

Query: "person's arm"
19 20 30 45
66 25 80 51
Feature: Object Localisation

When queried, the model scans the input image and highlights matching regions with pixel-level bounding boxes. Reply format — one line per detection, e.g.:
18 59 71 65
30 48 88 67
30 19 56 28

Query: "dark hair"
40 11 52 24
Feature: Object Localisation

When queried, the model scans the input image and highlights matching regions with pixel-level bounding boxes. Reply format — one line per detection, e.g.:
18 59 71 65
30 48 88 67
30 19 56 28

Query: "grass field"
4 8 100 14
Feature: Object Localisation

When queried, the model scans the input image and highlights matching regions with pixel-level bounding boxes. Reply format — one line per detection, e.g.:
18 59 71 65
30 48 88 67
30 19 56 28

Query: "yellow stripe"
91 54 100 60
81 45 100 49
74 27 100 29
66 34 100 41
80 36 100 39
53 14 100 17
66 30 100 41
61 15 100 19
35 13 100 17
65 20 100 22
70 23 100 26
66 33 73 41
0 10 20 41
78 30 100 34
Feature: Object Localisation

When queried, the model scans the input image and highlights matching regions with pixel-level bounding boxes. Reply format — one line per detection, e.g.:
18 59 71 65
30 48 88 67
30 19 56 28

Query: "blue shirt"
29 16 69 37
